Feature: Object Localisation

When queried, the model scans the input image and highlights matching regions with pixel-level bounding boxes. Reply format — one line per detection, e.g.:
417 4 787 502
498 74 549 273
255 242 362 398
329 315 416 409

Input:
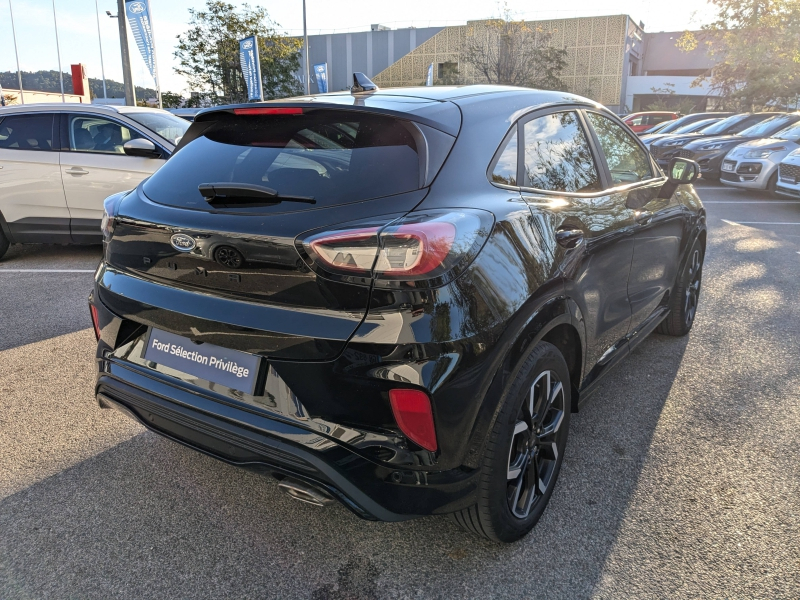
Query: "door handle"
635 210 653 225
555 228 584 249
65 167 89 175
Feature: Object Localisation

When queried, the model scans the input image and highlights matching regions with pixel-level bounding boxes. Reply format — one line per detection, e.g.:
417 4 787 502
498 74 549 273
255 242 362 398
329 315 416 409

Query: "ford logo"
170 233 196 252
129 2 146 14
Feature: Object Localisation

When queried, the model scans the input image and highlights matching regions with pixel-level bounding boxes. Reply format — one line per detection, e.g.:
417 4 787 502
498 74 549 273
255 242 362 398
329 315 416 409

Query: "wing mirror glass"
123 138 160 158
668 157 700 183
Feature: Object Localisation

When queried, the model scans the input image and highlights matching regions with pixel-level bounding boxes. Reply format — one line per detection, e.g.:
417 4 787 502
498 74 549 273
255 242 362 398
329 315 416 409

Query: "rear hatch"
101 102 459 360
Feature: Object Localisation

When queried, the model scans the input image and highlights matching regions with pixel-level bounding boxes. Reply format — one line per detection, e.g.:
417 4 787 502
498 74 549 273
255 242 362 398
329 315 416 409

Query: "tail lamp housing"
90 304 101 341
298 209 493 289
389 389 437 451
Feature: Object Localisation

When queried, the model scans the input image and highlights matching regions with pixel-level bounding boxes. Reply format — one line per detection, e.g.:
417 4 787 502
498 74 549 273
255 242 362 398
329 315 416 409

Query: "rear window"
143 110 421 211
0 114 54 151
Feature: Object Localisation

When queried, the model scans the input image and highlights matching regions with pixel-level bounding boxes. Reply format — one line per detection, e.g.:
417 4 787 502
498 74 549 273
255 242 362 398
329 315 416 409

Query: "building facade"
298 16 718 114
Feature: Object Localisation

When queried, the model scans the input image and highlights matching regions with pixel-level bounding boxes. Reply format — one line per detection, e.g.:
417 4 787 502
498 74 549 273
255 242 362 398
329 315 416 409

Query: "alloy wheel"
506 370 566 519
215 246 244 269
684 249 702 327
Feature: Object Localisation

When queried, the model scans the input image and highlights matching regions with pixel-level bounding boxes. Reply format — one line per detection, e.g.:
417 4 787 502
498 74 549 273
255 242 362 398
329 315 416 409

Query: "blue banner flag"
125 0 157 84
239 36 263 101
426 63 434 87
313 63 328 94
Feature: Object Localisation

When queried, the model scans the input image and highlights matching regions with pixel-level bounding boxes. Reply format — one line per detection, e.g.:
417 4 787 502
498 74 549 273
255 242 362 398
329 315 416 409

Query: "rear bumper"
95 362 479 521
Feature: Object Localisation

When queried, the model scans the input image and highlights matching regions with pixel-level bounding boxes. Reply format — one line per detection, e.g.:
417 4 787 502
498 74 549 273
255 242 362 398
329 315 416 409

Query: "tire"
214 245 244 269
452 341 571 543
657 238 704 336
0 229 9 261
766 172 778 196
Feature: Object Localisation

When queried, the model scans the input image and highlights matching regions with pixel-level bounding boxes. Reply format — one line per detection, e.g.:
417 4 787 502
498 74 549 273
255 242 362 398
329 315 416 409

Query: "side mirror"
123 138 161 159
658 157 700 198
668 157 700 183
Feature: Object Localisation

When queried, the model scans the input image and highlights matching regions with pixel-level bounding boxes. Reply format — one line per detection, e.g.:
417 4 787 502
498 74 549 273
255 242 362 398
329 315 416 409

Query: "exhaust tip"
278 479 335 507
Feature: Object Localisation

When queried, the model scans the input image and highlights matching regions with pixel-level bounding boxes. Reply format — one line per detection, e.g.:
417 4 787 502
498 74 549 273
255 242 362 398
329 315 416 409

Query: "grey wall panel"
331 34 348 91
372 33 389 76
352 34 368 75
394 30 411 59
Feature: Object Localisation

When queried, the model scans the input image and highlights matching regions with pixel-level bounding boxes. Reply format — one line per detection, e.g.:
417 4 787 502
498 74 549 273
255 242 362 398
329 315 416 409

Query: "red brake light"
90 304 101 341
389 389 437 451
234 107 304 116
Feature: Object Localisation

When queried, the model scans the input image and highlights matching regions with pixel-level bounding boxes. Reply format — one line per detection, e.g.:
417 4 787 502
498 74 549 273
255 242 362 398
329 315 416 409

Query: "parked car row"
639 111 800 193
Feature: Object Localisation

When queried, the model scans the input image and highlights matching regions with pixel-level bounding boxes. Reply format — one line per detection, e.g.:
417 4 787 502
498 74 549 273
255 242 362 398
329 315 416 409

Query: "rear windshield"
142 110 421 211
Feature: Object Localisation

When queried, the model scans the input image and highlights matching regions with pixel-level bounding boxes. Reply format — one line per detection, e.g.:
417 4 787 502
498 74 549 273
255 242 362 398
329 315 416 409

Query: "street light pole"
116 0 136 106
303 0 310 95
95 0 107 99
8 0 25 104
52 0 65 102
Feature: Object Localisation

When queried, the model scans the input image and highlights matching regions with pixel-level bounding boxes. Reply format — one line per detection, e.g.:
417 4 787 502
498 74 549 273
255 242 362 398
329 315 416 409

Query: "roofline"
0 103 121 113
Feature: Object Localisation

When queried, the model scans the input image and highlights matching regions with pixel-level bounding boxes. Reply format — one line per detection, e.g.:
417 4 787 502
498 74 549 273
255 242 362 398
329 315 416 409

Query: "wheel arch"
460 295 585 469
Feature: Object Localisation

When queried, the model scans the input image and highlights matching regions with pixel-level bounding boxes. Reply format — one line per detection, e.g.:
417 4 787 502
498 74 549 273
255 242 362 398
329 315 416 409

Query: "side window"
0 114 54 151
522 111 601 193
628 116 644 126
68 115 141 154
586 112 653 185
490 129 518 186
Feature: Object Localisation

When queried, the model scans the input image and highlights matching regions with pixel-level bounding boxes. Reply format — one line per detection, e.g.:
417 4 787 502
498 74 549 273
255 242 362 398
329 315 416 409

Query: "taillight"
389 389 437 451
90 304 101 341
299 209 493 288
234 107 304 116
101 192 126 242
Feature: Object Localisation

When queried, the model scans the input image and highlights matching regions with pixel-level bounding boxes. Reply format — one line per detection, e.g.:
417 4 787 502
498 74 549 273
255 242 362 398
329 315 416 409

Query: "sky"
0 0 717 96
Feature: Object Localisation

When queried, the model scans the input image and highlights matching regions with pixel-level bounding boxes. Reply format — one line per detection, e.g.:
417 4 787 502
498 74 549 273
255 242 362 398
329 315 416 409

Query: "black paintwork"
90 87 706 520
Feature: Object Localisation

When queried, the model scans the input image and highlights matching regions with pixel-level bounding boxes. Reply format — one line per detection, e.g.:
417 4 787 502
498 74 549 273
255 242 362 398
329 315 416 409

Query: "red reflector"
90 304 101 341
233 107 304 116
389 389 437 452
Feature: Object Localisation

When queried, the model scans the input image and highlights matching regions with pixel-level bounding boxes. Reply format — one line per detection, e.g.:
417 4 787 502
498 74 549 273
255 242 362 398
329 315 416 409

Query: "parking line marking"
721 219 800 226
0 269 96 273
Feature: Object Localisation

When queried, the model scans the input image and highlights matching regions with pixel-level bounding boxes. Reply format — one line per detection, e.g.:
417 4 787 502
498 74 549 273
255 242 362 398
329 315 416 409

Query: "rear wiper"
198 183 316 205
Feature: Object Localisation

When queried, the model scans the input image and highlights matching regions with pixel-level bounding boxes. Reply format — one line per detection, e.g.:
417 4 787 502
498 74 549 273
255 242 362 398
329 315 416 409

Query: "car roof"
0 103 171 117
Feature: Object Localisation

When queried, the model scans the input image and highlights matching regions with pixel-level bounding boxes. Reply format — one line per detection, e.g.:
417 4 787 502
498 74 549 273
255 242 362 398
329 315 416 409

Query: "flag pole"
303 0 310 95
95 0 107 98
52 0 65 102
8 0 25 104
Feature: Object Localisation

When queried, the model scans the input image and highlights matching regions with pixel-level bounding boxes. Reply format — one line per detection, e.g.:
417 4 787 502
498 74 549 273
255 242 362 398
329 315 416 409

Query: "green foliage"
174 1 303 104
462 6 568 90
678 0 800 110
160 91 185 108
434 62 460 86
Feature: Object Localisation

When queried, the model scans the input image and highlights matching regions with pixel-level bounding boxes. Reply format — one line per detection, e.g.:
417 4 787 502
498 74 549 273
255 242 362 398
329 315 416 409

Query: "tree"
678 0 800 110
462 7 567 90
160 91 185 108
174 1 303 105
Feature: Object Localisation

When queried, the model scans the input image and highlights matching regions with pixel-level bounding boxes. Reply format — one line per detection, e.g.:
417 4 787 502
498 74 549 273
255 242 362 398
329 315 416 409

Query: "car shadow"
0 332 689 599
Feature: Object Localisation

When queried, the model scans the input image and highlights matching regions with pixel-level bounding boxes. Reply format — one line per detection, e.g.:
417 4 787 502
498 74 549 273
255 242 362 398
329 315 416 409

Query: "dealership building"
300 15 718 114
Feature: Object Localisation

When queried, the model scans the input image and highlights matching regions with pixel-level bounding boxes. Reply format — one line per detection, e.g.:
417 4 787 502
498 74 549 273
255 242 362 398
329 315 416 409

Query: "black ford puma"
90 80 705 542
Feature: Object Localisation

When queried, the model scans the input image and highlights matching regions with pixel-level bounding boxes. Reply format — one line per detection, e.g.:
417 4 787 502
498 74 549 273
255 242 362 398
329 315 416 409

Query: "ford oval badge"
170 233 196 252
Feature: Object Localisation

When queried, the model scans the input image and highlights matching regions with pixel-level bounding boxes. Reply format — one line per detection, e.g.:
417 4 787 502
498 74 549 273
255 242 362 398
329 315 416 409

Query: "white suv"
0 103 189 259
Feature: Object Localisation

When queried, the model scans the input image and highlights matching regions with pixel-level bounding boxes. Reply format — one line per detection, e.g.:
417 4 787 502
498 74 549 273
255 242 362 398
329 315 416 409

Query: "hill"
0 70 158 100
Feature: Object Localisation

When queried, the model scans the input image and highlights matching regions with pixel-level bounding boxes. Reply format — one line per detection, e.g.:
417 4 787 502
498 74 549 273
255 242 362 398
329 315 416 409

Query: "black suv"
90 83 706 543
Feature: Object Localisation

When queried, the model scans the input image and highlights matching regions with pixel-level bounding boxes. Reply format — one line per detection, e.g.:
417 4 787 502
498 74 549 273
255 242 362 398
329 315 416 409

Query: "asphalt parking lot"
1 181 798 599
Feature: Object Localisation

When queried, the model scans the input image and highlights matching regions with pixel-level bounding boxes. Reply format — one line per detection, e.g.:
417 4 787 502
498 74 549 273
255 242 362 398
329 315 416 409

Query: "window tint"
0 114 54 151
491 129 517 186
727 114 772 134
522 111 600 193
587 113 652 185
68 115 141 154
143 110 421 210
701 114 750 135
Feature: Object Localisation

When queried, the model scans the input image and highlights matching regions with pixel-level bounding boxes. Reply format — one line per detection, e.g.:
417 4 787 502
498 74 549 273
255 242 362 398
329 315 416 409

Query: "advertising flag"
239 36 263 101
426 63 434 86
313 63 329 94
125 0 157 84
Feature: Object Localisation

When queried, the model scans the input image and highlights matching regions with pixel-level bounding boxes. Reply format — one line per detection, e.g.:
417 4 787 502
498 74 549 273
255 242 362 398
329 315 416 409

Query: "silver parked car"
775 148 800 198
719 120 800 193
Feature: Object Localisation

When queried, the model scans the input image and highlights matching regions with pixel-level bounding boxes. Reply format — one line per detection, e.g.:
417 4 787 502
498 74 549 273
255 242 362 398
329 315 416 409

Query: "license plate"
722 162 735 172
143 328 262 394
